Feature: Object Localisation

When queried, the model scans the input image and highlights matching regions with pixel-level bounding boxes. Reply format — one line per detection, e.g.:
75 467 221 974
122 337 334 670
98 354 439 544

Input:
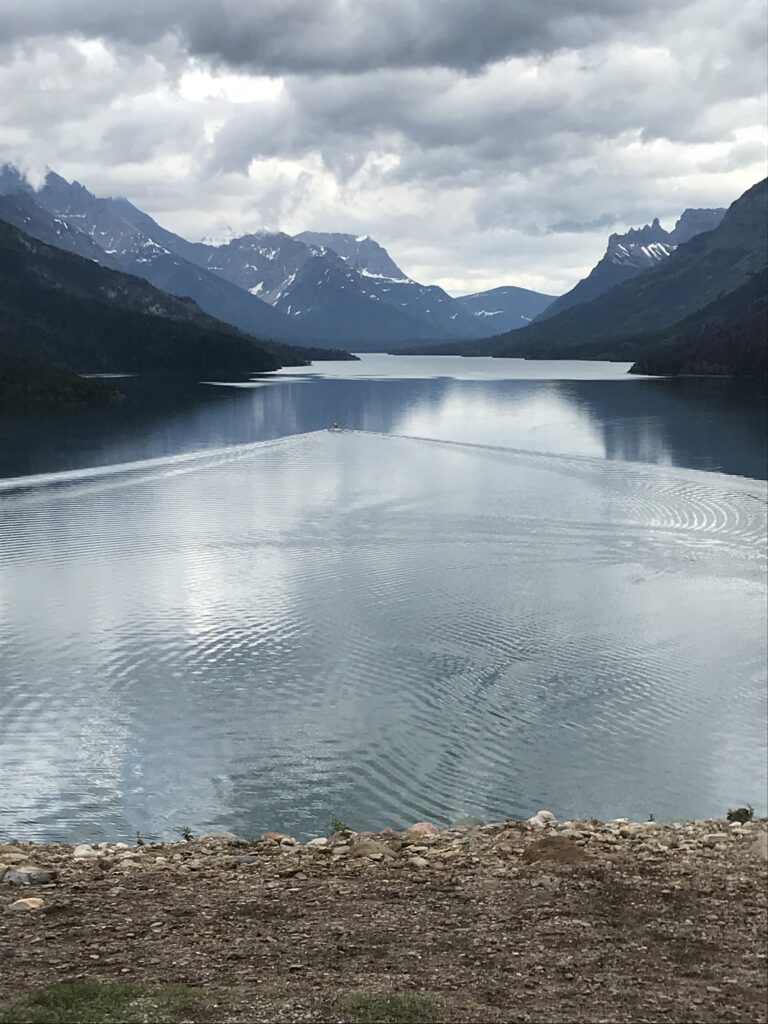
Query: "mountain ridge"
537 207 726 321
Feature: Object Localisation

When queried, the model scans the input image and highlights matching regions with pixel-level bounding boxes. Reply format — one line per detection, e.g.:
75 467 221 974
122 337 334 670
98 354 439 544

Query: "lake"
0 356 766 841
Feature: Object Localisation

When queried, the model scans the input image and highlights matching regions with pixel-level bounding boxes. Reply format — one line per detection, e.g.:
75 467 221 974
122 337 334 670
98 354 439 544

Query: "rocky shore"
2 813 767 1022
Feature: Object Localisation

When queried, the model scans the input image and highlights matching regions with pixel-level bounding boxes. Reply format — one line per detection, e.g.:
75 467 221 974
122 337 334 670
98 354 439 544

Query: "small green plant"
0 981 200 1024
177 826 194 842
331 817 352 835
647 813 655 822
336 992 442 1023
135 831 144 847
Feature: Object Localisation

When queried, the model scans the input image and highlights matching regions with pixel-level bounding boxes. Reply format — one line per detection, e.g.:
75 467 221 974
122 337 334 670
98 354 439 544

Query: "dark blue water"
1 356 766 481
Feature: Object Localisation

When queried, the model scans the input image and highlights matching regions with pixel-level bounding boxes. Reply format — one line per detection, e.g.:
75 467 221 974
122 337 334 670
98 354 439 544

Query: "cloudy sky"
1 0 766 294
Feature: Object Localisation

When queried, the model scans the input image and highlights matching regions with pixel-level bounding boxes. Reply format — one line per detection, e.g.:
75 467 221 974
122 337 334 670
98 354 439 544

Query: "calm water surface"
1 357 766 840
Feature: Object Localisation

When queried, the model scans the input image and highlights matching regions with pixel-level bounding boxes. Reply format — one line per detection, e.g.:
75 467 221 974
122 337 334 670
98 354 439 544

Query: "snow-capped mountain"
178 227 481 345
295 231 408 280
0 168 303 341
0 163 566 349
537 208 726 321
455 285 557 335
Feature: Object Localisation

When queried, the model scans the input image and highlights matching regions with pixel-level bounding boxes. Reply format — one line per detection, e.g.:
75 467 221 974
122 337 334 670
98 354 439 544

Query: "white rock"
528 810 557 828
306 837 329 848
10 897 44 911
409 856 429 869
73 844 98 860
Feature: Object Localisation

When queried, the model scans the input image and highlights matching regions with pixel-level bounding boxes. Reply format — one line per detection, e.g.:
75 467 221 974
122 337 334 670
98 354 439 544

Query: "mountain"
174 228 478 347
0 217 285 376
408 178 765 361
628 267 768 378
295 231 407 279
0 168 304 343
537 208 726 321
0 191 122 268
454 285 557 334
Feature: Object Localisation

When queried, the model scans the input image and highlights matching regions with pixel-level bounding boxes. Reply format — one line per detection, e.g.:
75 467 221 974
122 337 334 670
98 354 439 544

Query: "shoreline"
2 812 766 1022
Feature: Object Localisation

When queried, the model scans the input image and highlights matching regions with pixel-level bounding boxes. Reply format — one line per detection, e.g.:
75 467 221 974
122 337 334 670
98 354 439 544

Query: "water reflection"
1 432 765 841
1 358 766 481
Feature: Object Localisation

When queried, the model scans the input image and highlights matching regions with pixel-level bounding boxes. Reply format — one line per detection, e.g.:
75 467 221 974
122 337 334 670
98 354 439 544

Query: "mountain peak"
294 230 408 281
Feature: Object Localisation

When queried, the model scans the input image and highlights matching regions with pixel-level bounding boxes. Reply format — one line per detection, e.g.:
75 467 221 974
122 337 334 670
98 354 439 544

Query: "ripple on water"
0 431 766 841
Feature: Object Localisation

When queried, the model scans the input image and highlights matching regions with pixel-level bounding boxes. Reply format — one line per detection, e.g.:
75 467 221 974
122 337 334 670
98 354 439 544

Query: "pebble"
409 857 430 869
9 897 44 911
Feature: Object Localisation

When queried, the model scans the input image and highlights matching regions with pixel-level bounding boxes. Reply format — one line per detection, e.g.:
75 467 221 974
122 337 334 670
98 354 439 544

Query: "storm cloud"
0 0 765 293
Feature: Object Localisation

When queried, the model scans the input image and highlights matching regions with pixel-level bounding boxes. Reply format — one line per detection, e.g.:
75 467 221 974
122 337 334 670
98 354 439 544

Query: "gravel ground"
1 815 766 1023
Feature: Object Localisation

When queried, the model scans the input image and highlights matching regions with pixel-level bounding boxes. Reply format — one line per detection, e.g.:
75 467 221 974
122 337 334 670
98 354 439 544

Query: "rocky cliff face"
537 207 726 321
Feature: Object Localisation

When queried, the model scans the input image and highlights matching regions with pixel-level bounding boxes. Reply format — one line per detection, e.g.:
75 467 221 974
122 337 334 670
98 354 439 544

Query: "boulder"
402 822 439 840
2 865 57 885
349 838 397 860
73 844 99 860
528 810 557 829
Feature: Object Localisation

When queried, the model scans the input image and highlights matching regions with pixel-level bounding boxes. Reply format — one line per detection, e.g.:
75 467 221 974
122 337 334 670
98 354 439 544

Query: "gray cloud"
4 0 680 74
0 0 765 293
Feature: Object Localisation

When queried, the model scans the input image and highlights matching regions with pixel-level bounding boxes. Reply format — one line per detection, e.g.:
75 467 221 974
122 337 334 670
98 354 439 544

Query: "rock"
521 837 586 866
235 855 263 866
527 810 557 829
409 856 429 869
702 834 728 848
349 839 397 860
260 832 295 845
73 844 99 860
403 822 439 839
0 853 26 865
558 829 584 840
2 865 57 886
114 842 130 850
752 834 768 862
306 837 329 848
451 815 484 828
9 897 44 911
0 845 26 860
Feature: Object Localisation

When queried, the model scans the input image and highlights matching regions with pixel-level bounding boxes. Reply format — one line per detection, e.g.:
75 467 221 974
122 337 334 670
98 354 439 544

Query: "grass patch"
336 991 442 1023
0 980 201 1024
